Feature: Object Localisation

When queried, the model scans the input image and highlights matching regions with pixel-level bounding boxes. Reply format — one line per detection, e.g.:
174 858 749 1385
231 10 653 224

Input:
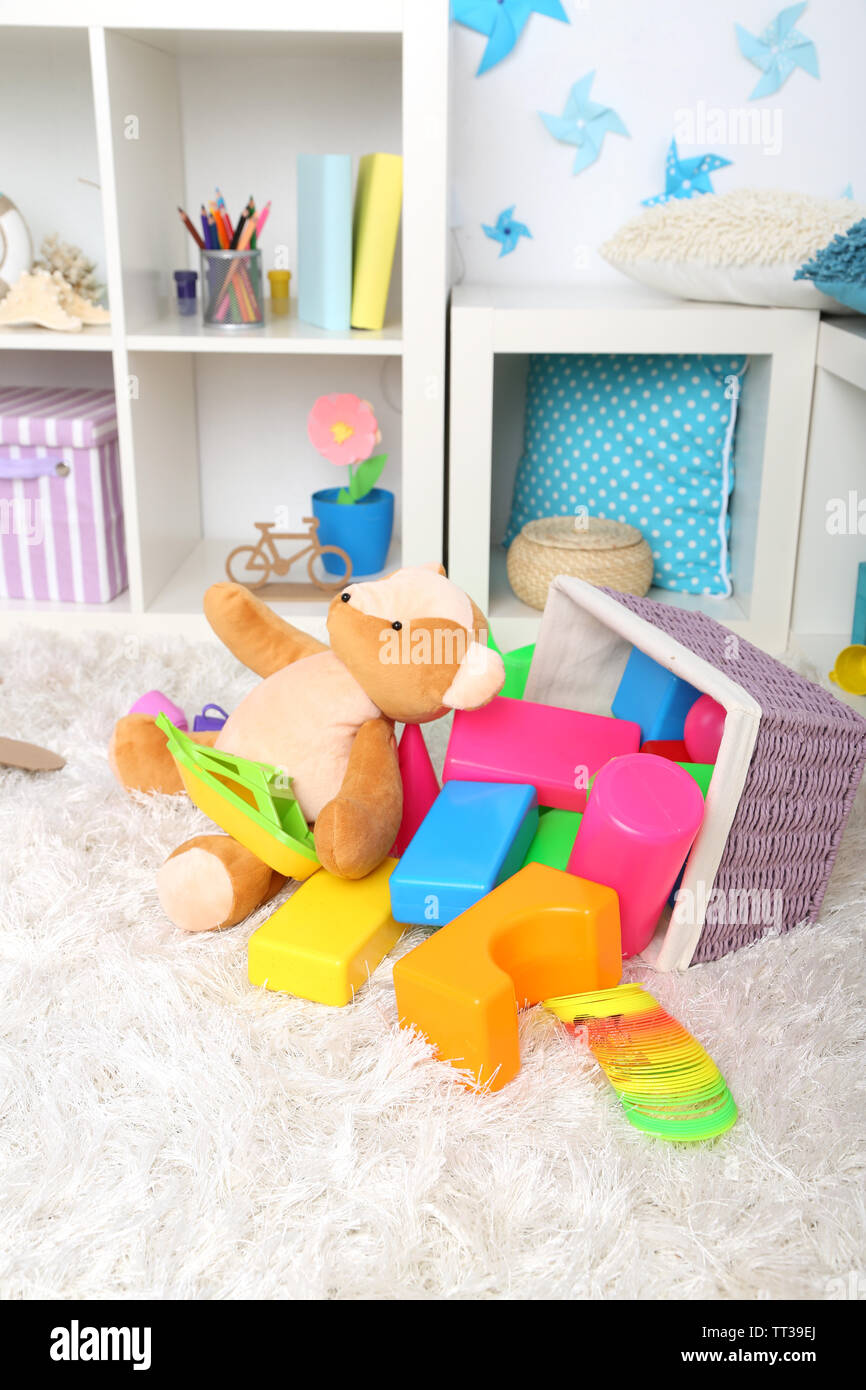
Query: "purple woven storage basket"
604 590 866 962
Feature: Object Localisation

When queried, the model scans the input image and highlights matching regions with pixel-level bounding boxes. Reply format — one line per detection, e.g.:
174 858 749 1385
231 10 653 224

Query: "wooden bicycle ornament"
225 516 352 598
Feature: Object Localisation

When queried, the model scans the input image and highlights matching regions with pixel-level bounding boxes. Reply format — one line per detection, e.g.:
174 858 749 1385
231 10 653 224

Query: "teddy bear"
110 565 505 933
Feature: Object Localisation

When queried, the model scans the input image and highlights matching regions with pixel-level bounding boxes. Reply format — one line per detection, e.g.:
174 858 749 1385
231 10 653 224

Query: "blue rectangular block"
389 781 538 928
852 562 866 645
612 647 701 744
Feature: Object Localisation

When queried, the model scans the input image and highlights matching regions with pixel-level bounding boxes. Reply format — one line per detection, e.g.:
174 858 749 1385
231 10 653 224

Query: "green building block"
488 631 536 701
522 807 583 871
586 759 713 799
678 762 714 797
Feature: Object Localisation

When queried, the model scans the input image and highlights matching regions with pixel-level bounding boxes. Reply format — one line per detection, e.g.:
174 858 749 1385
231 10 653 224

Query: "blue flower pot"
312 487 395 577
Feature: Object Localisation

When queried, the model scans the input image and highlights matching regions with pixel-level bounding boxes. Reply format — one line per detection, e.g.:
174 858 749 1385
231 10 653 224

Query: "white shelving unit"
790 316 866 716
448 283 820 654
0 1 449 637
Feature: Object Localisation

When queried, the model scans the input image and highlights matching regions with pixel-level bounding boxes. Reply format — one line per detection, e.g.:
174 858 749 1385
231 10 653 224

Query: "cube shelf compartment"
790 317 866 716
448 283 820 656
0 2 448 637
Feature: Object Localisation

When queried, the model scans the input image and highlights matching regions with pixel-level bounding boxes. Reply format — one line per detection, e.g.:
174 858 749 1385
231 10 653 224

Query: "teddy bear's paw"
109 713 185 794
314 796 395 880
157 834 278 931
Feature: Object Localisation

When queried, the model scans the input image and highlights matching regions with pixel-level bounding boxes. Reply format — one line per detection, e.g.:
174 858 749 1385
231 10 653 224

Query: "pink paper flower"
307 393 380 466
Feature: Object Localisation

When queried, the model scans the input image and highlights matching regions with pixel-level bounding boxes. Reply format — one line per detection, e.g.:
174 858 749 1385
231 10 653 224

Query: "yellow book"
351 152 403 331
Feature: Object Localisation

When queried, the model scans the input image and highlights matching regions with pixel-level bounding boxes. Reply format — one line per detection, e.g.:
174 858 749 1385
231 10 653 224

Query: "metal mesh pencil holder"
200 249 264 327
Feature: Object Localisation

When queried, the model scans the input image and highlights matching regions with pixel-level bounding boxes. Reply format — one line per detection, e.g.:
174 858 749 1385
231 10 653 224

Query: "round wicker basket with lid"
506 515 654 611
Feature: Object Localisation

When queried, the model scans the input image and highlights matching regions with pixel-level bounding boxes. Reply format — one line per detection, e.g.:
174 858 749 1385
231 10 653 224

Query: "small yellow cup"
267 269 291 317
829 644 866 696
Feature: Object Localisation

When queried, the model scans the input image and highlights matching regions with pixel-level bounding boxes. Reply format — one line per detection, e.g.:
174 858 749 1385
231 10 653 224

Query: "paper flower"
307 394 380 467
539 72 629 176
735 3 819 100
642 139 732 208
483 206 532 257
452 0 568 77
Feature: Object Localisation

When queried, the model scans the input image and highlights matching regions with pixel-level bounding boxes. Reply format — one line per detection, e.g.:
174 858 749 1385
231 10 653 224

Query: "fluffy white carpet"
1 627 864 1301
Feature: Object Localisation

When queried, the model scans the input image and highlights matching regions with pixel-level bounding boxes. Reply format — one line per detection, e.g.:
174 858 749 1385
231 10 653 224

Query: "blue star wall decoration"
482 206 532 257
539 72 629 175
452 0 569 77
735 3 819 100
642 139 732 207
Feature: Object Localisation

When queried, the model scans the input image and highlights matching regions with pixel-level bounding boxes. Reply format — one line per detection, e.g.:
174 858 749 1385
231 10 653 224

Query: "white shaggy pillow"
601 190 866 311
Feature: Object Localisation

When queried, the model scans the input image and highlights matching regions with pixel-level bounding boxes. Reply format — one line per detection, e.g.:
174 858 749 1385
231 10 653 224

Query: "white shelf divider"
126 306 403 355
0 327 114 351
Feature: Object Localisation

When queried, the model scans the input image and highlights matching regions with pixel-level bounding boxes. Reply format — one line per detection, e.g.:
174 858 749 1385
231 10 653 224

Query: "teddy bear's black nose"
341 592 351 602
392 621 402 630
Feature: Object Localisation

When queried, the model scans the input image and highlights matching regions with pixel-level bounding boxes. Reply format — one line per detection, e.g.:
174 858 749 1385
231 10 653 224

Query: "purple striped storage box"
0 387 127 603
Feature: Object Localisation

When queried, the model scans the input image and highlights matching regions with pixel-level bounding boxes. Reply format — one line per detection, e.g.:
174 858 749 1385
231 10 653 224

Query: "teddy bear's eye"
341 592 351 602
391 620 402 630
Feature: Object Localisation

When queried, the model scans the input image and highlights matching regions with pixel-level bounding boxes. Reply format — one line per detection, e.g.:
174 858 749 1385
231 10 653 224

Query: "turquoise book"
297 154 352 332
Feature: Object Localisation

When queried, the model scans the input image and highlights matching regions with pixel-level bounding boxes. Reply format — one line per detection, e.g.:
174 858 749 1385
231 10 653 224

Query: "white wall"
0 29 107 290
450 0 866 286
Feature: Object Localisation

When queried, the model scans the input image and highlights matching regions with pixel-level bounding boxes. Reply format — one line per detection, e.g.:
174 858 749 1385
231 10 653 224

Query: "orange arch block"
393 862 621 1091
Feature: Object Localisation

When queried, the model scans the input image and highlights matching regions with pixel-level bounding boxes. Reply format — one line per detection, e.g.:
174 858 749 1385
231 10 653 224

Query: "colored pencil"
254 200 272 239
199 206 210 246
209 202 228 249
230 207 248 251
178 205 206 250
215 188 234 243
215 203 233 249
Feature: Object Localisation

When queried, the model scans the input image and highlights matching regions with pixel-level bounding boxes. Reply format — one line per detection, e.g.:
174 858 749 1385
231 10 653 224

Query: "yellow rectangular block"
248 858 403 1006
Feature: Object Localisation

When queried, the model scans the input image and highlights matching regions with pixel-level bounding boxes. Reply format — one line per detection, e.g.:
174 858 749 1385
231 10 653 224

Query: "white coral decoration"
35 233 104 304
0 268 110 332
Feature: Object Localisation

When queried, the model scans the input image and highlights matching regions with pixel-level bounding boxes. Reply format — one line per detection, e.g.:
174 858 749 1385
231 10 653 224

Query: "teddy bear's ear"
441 641 505 712
419 560 447 577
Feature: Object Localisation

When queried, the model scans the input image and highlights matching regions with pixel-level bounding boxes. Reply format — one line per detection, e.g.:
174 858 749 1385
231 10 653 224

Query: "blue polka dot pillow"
504 354 747 597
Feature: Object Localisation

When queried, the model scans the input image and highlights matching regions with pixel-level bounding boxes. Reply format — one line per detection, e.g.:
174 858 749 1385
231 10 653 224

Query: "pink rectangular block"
444 696 641 813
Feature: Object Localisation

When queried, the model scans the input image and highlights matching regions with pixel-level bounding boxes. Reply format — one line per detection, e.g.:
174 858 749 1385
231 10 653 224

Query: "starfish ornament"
452 0 569 77
642 139 732 208
539 72 629 176
735 3 819 101
482 206 532 257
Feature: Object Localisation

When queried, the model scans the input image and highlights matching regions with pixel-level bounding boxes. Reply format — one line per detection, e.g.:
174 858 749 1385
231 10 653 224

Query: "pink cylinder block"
684 694 726 764
567 753 705 959
128 689 188 731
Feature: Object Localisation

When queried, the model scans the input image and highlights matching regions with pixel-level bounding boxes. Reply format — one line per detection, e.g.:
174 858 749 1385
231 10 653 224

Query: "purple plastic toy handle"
193 703 229 732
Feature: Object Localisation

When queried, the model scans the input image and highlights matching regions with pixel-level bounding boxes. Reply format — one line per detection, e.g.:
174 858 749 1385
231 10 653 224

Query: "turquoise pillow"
504 353 746 597
794 216 866 313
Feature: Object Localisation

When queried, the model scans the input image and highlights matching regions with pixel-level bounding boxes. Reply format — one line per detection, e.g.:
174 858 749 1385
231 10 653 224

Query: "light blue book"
297 154 352 332
853 562 866 646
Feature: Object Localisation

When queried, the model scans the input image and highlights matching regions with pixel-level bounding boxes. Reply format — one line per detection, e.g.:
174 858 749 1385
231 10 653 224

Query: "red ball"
684 694 726 764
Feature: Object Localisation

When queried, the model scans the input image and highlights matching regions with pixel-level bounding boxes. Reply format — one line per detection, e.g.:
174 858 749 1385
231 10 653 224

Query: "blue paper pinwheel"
642 139 732 208
735 3 819 100
482 207 532 257
539 72 629 176
452 0 569 77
